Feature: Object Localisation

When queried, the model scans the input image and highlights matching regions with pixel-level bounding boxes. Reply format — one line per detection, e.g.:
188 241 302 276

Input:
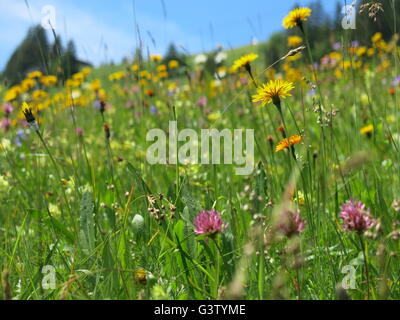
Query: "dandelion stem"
35 129 75 231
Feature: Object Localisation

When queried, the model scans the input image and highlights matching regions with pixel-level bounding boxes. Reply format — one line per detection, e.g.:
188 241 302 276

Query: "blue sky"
0 0 340 70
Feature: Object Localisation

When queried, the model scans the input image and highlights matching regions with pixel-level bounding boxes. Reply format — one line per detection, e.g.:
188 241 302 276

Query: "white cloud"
132 10 203 54
0 0 41 22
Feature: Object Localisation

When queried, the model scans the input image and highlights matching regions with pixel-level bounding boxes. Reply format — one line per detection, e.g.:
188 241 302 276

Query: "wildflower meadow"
0 0 400 301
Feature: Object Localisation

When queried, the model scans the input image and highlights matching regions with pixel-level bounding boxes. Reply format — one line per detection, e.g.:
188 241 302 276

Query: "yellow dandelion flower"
356 46 367 57
275 135 302 152
375 39 389 51
367 48 375 56
131 64 139 72
72 72 85 82
81 67 92 75
285 68 303 82
329 52 342 61
372 32 382 43
360 124 374 135
21 78 36 91
342 60 352 71
334 68 343 79
295 191 305 206
158 71 169 78
3 85 22 102
168 59 179 69
139 70 149 78
156 64 167 73
288 35 303 47
283 7 312 29
27 70 42 79
134 268 147 285
286 53 302 62
252 79 295 106
207 112 220 121
32 90 47 100
108 71 125 81
232 53 258 71
90 79 101 91
150 54 162 62
40 75 58 87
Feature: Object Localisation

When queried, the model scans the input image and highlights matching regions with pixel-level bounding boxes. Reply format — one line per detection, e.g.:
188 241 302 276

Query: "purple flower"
351 40 360 48
14 129 26 147
16 129 26 139
308 89 316 96
1 118 11 131
339 200 376 234
333 42 341 50
240 77 248 85
321 56 330 65
93 100 101 110
150 105 158 115
75 127 84 136
392 75 400 87
194 210 227 238
277 209 306 237
196 96 207 108
3 103 13 115
125 101 135 108
15 137 22 147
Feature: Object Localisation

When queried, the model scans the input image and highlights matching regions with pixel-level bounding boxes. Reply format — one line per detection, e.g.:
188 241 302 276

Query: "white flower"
214 51 227 64
212 79 222 87
194 54 207 64
1 138 11 151
71 90 81 99
215 69 226 79
132 214 145 233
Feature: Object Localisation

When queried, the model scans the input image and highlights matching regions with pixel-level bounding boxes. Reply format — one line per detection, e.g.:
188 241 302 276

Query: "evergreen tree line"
1 25 90 86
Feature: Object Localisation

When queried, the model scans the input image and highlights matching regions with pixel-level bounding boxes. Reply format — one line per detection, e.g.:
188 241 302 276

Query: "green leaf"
79 191 96 255
45 215 75 244
126 162 152 195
